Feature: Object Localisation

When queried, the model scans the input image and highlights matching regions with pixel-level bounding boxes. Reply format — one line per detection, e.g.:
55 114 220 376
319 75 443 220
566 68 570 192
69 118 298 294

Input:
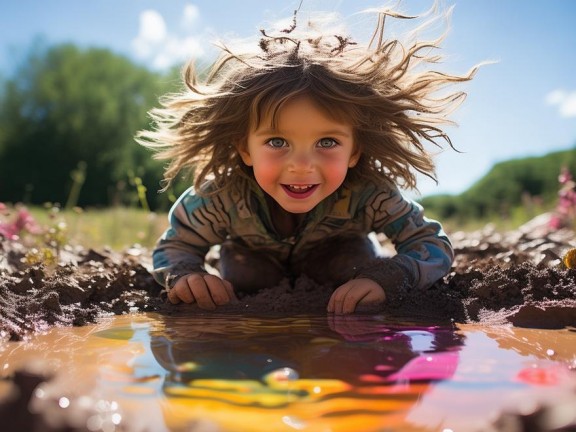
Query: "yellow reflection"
0 314 574 432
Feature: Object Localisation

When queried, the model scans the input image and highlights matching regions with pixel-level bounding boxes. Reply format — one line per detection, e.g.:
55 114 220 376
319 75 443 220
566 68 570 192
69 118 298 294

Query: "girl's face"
240 95 359 214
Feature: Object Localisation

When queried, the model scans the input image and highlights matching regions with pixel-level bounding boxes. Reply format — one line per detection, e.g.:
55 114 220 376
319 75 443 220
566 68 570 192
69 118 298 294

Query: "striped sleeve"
360 185 454 291
152 187 230 287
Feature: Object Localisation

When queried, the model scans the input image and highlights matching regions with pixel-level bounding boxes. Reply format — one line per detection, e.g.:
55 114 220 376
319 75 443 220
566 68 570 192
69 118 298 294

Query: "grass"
427 202 555 235
27 206 168 250
12 200 562 253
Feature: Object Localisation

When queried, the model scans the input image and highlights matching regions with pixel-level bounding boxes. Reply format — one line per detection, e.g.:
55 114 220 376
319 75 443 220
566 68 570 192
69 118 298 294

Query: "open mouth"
281 184 318 199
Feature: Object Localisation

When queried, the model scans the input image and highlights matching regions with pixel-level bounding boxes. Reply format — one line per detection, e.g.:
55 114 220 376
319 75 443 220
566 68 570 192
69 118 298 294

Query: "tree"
419 148 576 222
0 42 179 209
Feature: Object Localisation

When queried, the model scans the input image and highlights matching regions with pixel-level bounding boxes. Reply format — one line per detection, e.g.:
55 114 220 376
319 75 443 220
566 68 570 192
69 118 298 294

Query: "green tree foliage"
420 148 576 222
0 43 182 209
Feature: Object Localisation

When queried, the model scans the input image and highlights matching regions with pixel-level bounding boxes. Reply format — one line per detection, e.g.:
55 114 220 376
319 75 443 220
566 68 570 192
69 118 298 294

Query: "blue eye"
267 138 286 148
317 138 337 148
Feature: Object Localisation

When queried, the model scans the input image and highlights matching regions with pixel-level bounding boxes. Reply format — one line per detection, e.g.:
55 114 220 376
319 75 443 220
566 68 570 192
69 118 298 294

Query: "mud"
1 224 576 432
1 224 575 343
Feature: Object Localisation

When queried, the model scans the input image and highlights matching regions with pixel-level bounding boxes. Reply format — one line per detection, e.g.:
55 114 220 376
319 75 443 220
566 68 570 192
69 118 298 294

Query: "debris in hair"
332 35 357 55
281 0 304 34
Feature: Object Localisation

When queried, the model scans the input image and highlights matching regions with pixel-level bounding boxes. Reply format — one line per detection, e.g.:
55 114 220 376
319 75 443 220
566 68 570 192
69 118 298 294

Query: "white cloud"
181 4 200 29
546 89 576 118
151 36 204 69
132 4 204 70
139 10 167 42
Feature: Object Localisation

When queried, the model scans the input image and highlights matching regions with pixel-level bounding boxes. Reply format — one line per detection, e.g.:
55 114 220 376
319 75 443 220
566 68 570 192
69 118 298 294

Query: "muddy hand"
327 278 386 314
168 273 237 310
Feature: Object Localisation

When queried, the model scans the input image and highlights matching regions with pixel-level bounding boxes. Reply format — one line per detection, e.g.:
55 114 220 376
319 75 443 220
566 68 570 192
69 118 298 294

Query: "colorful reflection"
1 314 575 432
140 314 463 431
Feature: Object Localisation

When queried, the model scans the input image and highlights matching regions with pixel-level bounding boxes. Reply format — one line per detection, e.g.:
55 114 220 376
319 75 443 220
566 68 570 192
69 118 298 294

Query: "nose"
288 149 314 172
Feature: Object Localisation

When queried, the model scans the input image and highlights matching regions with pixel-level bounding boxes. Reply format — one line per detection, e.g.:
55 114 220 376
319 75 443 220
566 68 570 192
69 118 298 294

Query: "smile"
281 184 318 199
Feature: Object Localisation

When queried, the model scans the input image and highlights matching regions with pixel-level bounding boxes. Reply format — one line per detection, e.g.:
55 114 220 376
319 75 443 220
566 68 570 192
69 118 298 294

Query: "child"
138 4 475 314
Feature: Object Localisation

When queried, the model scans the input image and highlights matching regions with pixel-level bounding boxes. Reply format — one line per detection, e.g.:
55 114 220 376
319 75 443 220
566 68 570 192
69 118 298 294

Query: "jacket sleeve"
152 187 230 288
355 184 454 301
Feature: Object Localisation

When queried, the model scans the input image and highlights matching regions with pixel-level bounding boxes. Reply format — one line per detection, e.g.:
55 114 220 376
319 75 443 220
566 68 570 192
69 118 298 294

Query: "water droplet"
77 396 93 409
263 367 300 385
86 415 103 431
274 367 299 381
112 413 122 425
58 397 70 408
282 415 306 430
546 349 555 356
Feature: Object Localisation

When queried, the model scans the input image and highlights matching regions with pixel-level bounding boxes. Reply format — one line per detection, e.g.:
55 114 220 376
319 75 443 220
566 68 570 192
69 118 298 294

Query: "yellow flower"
562 248 576 269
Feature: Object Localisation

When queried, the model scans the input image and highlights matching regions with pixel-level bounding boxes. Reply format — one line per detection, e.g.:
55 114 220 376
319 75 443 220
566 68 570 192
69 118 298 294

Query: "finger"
362 289 386 305
327 290 338 313
167 288 182 304
331 282 371 314
190 276 216 310
328 286 351 314
342 287 372 314
222 279 238 302
204 275 232 306
169 277 196 304
327 295 334 313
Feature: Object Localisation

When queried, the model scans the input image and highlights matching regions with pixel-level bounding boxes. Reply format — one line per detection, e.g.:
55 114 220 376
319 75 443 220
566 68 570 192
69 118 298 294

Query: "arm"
328 185 453 313
153 187 237 308
357 186 454 302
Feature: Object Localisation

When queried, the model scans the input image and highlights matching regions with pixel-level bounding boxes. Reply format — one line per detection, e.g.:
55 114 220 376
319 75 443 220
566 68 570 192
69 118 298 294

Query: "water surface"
1 313 575 431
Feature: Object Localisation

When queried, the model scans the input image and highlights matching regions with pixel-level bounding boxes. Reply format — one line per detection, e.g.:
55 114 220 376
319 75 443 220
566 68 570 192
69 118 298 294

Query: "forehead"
251 92 351 130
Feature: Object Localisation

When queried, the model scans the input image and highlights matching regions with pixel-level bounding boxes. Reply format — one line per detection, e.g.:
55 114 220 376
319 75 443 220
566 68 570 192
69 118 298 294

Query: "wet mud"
1 225 576 342
1 225 576 431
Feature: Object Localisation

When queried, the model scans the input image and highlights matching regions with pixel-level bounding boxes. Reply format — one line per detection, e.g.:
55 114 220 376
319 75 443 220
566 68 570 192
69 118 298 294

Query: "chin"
279 201 318 214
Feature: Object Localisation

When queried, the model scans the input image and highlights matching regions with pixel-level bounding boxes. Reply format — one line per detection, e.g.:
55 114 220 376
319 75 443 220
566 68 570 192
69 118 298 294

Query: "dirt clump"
1 224 576 343
1 224 576 432
0 245 163 341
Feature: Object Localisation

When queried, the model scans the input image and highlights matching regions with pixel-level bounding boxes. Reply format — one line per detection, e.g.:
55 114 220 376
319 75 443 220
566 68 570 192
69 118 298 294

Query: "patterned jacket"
152 178 454 299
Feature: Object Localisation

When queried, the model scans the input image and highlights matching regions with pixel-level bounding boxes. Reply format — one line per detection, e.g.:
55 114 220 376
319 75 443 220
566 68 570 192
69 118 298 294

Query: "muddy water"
1 313 575 432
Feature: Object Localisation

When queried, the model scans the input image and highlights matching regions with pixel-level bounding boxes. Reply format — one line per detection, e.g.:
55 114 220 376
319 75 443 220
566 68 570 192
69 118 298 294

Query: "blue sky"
1 0 575 197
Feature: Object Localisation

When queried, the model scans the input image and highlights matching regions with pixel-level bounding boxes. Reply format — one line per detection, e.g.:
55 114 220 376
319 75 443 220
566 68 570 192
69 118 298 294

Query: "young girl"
138 5 475 314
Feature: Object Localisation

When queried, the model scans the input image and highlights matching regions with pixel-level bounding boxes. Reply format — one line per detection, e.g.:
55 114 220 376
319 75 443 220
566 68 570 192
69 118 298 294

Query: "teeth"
284 184 315 194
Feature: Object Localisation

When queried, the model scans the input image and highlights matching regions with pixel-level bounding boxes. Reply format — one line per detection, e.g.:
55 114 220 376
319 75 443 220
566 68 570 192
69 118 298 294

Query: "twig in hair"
282 0 304 34
331 35 357 55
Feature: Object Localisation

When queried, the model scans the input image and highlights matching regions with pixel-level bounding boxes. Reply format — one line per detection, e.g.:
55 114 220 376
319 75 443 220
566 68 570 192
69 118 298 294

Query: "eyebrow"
253 128 352 138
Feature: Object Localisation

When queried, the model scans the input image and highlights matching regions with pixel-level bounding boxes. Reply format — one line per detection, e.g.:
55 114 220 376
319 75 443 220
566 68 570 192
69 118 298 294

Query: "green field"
26 206 168 250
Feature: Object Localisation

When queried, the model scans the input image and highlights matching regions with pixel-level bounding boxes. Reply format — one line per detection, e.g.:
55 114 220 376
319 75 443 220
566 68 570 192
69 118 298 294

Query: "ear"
348 149 361 168
236 141 253 166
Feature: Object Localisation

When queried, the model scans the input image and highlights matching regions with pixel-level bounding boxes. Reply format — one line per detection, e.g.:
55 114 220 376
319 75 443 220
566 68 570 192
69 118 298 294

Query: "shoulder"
346 179 406 210
343 180 420 231
173 180 234 213
178 178 261 221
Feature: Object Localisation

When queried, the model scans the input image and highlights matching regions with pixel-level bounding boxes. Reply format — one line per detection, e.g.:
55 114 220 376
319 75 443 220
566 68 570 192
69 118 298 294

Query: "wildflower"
562 248 576 269
0 204 42 240
548 167 576 230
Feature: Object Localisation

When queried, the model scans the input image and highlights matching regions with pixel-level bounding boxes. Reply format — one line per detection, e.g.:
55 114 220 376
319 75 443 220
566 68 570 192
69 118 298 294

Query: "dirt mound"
1 225 575 342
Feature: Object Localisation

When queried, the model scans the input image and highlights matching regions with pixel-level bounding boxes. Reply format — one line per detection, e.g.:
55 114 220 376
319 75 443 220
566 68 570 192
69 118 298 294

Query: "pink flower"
15 208 42 234
559 167 573 184
0 220 19 240
0 205 42 240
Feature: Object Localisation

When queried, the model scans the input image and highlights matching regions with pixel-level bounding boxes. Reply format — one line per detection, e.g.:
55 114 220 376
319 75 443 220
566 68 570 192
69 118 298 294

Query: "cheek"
252 158 282 185
320 154 354 181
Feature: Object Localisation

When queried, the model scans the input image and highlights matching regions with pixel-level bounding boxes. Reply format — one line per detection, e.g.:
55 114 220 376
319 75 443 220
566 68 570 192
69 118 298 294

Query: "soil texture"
1 224 575 342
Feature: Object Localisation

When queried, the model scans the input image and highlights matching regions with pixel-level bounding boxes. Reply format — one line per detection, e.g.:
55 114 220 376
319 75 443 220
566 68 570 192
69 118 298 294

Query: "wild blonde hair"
137 4 477 194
